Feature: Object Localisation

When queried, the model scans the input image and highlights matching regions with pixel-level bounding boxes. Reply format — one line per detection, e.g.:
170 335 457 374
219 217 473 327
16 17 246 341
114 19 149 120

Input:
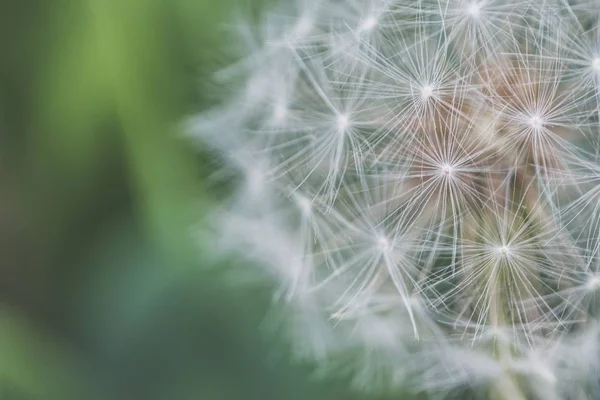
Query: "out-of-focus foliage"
0 1 409 399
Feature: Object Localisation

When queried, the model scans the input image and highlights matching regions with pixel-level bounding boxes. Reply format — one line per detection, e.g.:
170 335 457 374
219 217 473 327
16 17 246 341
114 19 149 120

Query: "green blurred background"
0 1 409 399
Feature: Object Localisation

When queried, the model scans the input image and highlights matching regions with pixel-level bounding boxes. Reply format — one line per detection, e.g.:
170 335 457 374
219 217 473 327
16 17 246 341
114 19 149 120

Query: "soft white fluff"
192 0 600 398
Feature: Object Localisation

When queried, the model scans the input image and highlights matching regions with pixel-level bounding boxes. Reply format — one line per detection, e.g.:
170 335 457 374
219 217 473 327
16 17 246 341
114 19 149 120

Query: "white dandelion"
192 0 600 398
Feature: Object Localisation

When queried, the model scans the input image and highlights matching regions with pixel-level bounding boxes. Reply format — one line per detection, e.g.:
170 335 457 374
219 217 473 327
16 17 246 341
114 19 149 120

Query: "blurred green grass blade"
87 0 229 265
0 310 88 400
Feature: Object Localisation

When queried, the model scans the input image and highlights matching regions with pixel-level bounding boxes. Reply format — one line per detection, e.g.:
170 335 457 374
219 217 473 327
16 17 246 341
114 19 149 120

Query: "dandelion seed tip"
273 104 288 122
409 293 421 307
360 16 378 32
376 235 390 251
529 115 544 129
592 57 600 71
337 114 350 131
441 164 454 176
421 85 434 101
466 2 481 18
297 196 312 215
588 275 600 291
537 365 557 385
496 245 511 257
292 16 312 37
247 167 266 194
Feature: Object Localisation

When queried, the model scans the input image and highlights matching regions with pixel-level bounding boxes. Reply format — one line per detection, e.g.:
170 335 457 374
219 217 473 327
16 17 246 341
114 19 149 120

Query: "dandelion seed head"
194 0 600 397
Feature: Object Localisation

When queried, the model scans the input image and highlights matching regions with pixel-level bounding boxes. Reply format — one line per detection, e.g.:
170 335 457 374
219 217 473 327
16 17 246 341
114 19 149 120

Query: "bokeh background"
0 1 412 399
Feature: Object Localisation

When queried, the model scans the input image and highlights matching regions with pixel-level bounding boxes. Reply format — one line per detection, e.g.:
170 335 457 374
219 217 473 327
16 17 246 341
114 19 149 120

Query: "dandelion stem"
489 267 526 400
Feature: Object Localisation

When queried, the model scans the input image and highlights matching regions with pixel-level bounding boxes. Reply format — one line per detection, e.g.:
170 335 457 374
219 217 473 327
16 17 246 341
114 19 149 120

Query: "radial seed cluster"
193 1 600 398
